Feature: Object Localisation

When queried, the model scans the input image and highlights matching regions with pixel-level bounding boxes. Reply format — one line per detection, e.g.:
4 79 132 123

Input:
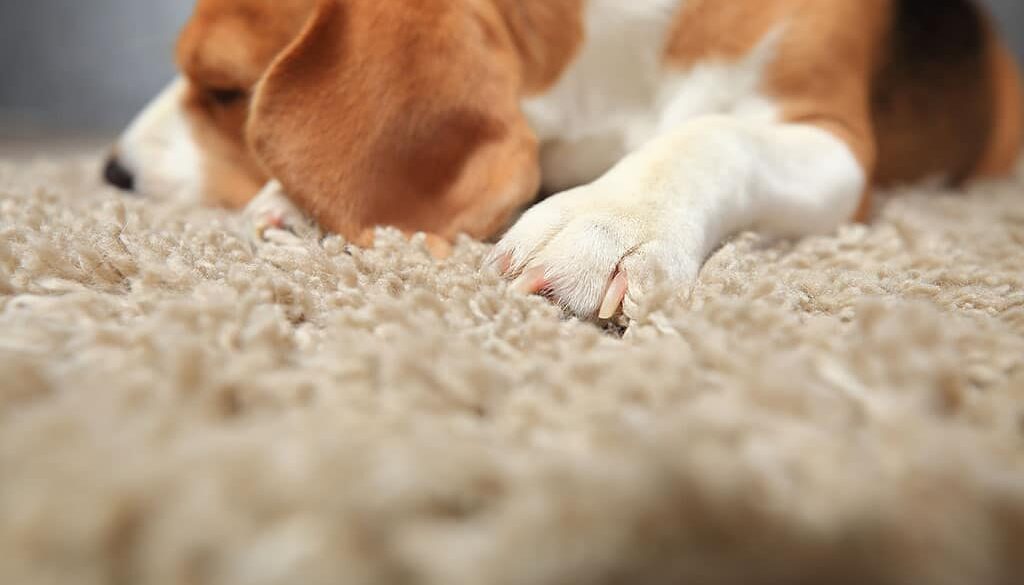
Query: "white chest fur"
521 0 781 192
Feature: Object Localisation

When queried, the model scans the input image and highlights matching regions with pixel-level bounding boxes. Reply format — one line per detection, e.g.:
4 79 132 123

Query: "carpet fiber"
2 155 1024 585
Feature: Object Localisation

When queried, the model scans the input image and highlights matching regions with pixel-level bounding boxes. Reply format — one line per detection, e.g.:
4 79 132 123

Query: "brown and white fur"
107 0 1023 320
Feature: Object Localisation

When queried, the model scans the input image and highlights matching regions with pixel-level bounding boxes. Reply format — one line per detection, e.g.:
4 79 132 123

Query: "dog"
106 0 1023 319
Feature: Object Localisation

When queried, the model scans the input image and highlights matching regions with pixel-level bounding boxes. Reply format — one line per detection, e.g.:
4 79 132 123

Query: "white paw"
491 182 703 320
243 181 320 247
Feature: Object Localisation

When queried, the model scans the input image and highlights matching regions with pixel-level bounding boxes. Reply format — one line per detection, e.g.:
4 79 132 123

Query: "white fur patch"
521 0 683 192
116 77 203 202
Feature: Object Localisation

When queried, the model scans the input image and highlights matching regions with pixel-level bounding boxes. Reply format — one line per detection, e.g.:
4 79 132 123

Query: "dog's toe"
494 183 701 320
244 181 320 247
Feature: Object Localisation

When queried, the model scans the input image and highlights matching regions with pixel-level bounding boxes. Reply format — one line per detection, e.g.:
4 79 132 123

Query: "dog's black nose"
103 156 135 192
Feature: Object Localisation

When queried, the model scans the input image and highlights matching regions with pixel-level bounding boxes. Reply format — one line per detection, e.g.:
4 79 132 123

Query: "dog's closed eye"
206 87 246 106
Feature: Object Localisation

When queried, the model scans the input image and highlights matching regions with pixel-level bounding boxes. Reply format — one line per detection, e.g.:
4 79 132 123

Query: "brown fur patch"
248 0 542 247
871 0 1010 185
975 36 1024 177
663 0 796 64
180 84 268 209
174 0 315 207
494 0 585 95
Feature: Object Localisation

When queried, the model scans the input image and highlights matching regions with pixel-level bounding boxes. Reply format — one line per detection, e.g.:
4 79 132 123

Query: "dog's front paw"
243 181 320 247
491 183 702 320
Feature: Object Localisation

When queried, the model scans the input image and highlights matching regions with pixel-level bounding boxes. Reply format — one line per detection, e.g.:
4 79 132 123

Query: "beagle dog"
107 0 1023 319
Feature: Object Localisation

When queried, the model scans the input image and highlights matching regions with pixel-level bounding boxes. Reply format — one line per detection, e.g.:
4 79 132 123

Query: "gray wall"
0 0 190 137
0 0 1022 139
990 0 1024 57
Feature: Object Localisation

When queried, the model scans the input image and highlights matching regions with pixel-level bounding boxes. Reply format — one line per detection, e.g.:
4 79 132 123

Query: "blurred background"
0 1 192 145
0 0 1022 153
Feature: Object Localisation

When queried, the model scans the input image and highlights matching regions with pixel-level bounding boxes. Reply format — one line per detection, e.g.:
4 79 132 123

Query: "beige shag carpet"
2 154 1024 585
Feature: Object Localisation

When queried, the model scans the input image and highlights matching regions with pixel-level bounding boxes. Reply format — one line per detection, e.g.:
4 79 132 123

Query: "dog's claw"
252 212 286 240
244 181 320 247
511 265 548 294
486 251 513 275
598 270 628 320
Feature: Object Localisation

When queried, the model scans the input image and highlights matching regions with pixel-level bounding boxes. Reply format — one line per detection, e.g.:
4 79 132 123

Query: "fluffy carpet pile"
1 154 1024 585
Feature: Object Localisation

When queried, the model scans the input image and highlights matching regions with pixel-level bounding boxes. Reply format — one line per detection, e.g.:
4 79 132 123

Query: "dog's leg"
493 115 866 319
244 180 321 247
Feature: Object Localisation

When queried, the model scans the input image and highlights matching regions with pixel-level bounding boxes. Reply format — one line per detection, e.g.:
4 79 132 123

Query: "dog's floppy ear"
248 0 540 252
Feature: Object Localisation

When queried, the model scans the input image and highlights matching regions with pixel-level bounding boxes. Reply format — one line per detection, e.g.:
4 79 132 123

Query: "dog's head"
106 0 576 245
106 0 315 207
